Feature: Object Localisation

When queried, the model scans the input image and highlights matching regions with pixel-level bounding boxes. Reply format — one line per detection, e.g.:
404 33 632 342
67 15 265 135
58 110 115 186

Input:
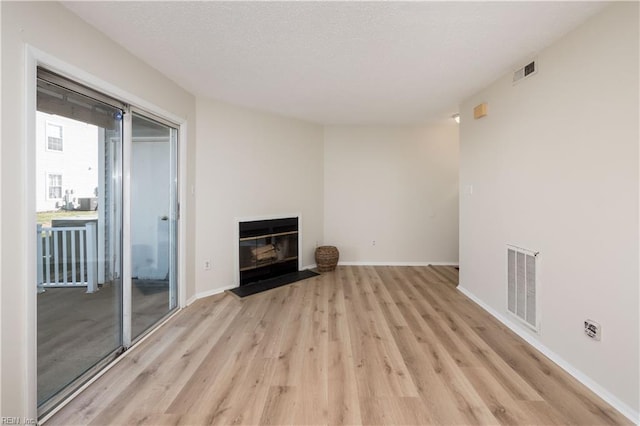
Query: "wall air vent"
513 60 537 84
507 245 539 332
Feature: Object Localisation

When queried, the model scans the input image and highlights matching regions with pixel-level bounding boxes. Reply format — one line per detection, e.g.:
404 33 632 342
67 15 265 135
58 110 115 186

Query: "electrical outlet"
372 240 376 246
584 319 601 341
204 260 211 270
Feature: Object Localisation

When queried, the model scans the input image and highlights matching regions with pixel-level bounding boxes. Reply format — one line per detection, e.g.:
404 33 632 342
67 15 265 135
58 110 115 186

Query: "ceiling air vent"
513 60 537 84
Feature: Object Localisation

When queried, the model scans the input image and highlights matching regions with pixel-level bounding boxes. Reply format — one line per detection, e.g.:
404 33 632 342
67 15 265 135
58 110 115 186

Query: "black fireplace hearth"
229 269 319 298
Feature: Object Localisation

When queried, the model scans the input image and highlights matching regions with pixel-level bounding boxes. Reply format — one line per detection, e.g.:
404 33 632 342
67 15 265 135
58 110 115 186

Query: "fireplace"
238 217 299 286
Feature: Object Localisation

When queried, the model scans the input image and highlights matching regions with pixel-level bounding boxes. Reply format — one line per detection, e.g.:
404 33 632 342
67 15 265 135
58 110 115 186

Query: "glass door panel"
130 112 178 340
36 75 123 410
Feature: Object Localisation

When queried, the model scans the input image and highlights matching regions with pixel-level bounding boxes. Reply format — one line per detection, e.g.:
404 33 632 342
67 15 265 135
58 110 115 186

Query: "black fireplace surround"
239 217 299 286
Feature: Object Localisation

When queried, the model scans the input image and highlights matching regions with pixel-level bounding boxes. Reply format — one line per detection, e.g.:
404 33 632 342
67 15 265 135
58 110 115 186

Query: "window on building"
47 173 62 199
46 122 63 151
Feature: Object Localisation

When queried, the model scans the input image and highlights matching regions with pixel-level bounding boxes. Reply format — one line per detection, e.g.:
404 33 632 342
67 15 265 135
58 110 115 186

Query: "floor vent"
507 245 539 331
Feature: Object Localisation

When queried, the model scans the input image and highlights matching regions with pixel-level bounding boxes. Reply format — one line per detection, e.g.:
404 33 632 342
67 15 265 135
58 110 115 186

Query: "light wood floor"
47 266 630 425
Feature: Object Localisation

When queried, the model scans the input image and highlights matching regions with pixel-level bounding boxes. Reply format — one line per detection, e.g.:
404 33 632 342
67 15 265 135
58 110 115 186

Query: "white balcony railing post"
36 224 45 293
79 227 86 288
53 231 59 283
86 222 98 293
71 229 77 285
45 227 51 285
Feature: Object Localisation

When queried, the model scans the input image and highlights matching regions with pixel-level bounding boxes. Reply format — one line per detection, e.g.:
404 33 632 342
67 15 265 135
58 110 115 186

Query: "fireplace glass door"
239 232 298 271
238 217 299 285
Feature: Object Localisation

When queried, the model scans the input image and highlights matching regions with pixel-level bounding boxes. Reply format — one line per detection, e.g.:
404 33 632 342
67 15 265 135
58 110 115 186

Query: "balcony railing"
36 223 98 293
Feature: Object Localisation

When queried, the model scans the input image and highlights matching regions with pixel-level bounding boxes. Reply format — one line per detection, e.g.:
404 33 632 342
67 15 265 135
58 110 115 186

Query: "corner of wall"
458 2 639 417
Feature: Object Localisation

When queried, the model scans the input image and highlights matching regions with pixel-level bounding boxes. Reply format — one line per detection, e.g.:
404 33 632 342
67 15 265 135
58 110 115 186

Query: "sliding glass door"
35 69 179 415
130 112 178 340
36 71 124 411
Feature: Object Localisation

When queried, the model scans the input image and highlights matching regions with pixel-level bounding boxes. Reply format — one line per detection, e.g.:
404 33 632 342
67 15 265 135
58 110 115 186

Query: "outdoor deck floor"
37 281 170 405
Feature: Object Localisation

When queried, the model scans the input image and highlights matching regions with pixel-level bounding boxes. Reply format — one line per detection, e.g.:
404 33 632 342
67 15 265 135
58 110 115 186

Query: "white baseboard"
302 264 317 270
185 294 198 307
457 286 639 424
195 284 237 301
338 261 458 267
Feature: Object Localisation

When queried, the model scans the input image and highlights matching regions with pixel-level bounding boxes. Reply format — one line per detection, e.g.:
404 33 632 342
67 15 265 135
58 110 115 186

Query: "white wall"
194 98 324 295
324 125 459 264
459 2 639 417
1 1 196 417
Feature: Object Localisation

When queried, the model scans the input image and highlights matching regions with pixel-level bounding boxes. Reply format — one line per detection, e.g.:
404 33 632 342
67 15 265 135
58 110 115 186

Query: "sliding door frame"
130 107 181 313
122 107 133 346
126 107 180 346
24 46 189 419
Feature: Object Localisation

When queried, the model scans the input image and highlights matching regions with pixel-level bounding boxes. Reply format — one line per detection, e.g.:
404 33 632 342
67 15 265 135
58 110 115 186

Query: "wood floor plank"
163 298 259 414
374 269 478 423
258 385 297 425
461 366 533 425
430 342 501 425
342 266 412 398
427 264 459 285
328 341 361 426
47 266 632 426
271 281 313 387
355 266 419 398
188 296 274 418
382 325 466 424
296 279 329 410
327 268 362 426
515 400 573 426
405 266 545 402
88 297 243 425
381 266 478 370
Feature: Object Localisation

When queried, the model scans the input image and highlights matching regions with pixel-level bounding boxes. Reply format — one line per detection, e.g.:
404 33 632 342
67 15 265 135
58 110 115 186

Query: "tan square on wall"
473 103 488 119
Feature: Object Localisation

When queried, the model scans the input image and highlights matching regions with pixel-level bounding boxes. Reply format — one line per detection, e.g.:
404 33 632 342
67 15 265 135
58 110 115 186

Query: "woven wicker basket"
315 246 339 272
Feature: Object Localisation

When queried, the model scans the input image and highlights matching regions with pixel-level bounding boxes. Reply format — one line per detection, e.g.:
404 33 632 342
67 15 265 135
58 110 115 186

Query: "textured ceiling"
63 1 608 125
